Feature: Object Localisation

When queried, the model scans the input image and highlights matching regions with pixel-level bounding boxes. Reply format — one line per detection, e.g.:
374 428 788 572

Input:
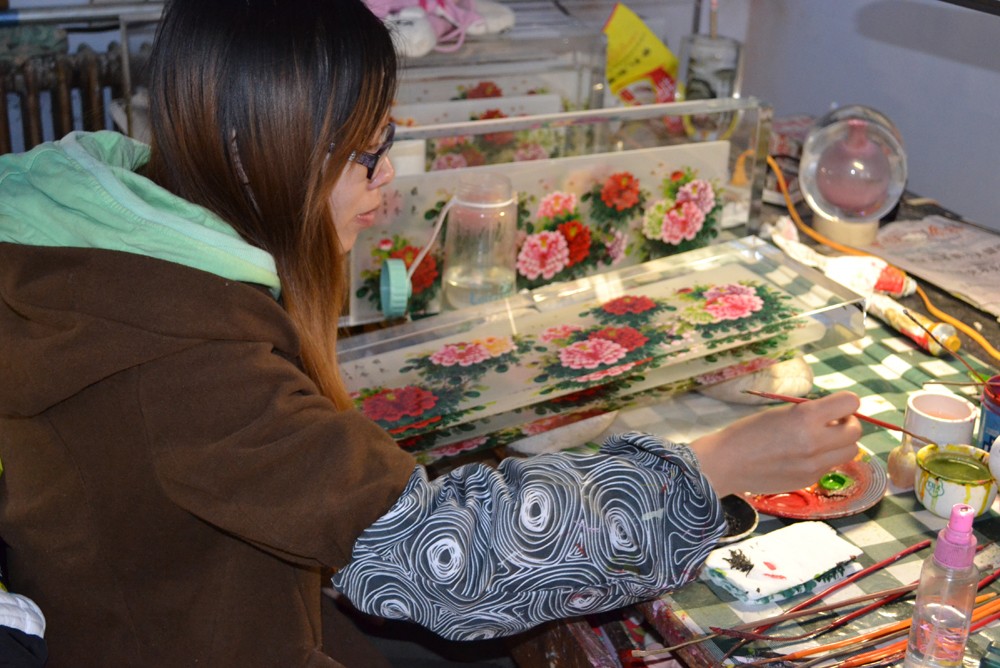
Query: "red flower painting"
601 295 657 316
361 386 438 423
463 81 503 99
390 245 439 294
557 219 592 267
600 172 642 212
477 109 516 146
589 325 649 351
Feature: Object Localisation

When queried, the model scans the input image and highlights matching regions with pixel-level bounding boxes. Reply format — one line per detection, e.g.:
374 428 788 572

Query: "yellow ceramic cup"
914 443 996 518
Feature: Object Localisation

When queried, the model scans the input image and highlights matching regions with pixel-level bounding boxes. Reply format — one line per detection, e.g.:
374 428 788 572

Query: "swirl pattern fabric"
332 432 726 640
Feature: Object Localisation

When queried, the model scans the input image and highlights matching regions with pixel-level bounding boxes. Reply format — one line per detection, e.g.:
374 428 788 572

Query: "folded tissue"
700 521 863 605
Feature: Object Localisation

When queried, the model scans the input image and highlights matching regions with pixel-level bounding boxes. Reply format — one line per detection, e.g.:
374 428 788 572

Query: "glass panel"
341 236 865 461
353 98 772 325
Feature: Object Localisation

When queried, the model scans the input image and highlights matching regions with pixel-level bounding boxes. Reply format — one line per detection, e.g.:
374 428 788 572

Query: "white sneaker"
468 0 515 36
384 7 437 59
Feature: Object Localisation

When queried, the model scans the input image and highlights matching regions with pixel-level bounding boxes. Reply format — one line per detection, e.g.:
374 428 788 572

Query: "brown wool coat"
0 244 417 667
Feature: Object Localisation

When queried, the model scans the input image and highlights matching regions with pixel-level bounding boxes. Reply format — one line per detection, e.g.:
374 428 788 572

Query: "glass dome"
799 107 907 226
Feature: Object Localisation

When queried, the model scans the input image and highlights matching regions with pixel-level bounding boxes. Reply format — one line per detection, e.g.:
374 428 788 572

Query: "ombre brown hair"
144 0 397 409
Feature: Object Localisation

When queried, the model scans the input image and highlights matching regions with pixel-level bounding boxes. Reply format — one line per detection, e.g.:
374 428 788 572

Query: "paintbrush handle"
631 583 919 659
742 390 938 444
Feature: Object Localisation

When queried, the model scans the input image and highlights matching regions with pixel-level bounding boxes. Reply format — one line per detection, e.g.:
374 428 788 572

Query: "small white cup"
903 390 979 451
890 391 979 491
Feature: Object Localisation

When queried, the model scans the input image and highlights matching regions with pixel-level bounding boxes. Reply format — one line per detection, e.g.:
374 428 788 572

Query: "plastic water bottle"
904 503 978 667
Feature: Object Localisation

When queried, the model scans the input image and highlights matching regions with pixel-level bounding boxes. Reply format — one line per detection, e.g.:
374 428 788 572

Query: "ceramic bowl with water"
914 443 996 518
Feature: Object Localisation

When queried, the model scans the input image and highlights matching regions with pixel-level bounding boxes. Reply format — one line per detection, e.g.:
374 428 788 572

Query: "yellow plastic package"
602 3 679 106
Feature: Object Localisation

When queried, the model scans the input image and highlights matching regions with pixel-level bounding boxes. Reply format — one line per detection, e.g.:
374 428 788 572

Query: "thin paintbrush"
631 582 917 658
741 389 938 444
716 539 931 663
626 582 919 659
925 380 986 387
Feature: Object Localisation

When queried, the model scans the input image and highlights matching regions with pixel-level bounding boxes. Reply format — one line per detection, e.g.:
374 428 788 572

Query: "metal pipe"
0 3 162 27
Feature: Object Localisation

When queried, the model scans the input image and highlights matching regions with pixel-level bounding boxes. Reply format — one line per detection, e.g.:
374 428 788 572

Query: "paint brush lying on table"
741 389 937 445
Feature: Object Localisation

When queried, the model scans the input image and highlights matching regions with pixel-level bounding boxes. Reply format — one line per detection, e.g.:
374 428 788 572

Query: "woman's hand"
689 391 863 497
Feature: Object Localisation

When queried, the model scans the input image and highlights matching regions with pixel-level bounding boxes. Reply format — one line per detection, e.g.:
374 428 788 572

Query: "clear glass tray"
341 236 865 461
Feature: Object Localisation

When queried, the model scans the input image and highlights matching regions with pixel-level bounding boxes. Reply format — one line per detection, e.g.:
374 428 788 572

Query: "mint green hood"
0 131 280 297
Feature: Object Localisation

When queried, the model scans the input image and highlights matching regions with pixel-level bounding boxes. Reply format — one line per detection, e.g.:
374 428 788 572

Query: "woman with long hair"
0 1 862 665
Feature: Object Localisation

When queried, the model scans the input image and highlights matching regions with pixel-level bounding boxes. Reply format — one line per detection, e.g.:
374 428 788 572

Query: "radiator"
0 42 125 154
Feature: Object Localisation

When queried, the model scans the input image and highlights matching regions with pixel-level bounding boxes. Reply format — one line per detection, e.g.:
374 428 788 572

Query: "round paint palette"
742 448 888 520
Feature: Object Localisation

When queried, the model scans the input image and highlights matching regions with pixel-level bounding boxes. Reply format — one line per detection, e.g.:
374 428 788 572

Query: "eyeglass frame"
328 121 395 181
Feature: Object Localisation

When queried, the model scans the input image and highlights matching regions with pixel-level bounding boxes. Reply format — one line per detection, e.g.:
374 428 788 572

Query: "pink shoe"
366 0 514 54
363 0 396 19
420 0 484 52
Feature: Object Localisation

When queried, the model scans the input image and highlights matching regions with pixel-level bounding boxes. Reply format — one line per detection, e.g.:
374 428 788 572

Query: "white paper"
861 216 1000 321
701 521 863 603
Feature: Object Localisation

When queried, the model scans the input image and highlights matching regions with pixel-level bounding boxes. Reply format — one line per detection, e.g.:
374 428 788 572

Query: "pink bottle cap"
936 503 977 569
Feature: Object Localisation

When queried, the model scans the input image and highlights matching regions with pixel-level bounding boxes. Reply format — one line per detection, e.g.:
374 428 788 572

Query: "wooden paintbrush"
741 390 938 444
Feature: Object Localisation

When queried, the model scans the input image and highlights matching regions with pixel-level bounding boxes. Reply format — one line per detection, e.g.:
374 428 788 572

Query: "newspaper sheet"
862 216 1000 321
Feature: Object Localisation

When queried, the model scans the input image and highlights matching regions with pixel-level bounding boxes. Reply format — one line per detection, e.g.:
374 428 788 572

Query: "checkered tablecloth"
607 317 998 666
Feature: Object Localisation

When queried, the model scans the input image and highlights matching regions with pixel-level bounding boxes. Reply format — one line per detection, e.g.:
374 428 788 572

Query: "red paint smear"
745 457 881 520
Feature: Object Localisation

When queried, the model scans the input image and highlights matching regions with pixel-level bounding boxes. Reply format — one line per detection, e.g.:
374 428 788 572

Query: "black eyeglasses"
330 121 395 181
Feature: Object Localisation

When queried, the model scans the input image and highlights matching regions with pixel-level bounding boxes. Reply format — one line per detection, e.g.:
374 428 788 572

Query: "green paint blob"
924 453 991 483
819 472 853 491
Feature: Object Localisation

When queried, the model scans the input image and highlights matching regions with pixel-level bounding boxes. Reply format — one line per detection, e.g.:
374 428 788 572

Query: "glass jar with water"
440 172 518 310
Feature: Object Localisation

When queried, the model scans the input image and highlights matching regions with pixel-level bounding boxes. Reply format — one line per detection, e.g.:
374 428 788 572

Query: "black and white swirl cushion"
332 431 726 640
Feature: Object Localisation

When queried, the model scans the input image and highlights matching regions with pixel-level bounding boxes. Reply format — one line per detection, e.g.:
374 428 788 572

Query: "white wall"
741 0 1000 231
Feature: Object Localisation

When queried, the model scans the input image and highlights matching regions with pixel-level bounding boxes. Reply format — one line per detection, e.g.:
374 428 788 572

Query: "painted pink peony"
676 179 716 213
661 201 705 244
431 152 469 171
517 231 570 280
540 324 582 343
430 342 492 367
558 339 628 370
606 230 627 264
703 283 756 300
536 192 578 220
704 292 764 321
